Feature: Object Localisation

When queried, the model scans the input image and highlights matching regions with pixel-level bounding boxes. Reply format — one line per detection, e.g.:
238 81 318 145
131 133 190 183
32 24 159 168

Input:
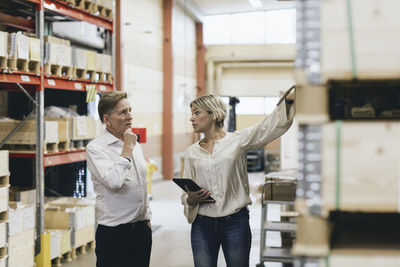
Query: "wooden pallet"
0 56 6 71
99 72 112 83
45 63 72 78
72 67 87 80
8 58 40 74
75 0 92 12
2 142 62 153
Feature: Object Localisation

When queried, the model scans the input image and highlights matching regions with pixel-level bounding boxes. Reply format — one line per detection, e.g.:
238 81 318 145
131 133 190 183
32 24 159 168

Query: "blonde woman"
181 89 295 267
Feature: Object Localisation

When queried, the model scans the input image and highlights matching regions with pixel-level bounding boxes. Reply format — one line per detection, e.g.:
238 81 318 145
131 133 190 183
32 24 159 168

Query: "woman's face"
190 105 214 133
104 98 133 138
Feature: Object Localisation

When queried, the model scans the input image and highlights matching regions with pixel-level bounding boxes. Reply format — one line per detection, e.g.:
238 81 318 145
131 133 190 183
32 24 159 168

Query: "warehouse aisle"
63 172 282 267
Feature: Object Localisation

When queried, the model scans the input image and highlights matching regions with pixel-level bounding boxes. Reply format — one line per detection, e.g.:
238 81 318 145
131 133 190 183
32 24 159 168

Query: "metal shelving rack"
0 0 114 261
257 173 298 267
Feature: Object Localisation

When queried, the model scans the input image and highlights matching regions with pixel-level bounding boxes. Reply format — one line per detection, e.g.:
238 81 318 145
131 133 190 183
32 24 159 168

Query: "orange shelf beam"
9 149 87 167
44 0 113 31
0 72 41 85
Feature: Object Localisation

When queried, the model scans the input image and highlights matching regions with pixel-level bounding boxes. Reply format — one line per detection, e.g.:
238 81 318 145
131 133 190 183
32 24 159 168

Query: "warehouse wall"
121 0 197 179
171 4 197 158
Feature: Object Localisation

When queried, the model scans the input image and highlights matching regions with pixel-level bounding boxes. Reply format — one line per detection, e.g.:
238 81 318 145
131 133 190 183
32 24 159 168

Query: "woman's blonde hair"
190 94 227 128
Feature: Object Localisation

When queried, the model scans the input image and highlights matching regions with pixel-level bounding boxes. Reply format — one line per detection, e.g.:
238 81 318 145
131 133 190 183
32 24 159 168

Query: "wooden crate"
0 151 8 177
321 0 400 81
8 228 35 267
69 116 95 141
322 122 400 213
0 120 59 145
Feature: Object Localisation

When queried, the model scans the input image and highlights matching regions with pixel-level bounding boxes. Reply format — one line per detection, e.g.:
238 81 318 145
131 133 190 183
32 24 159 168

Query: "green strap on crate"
325 255 330 267
346 0 357 79
335 121 342 210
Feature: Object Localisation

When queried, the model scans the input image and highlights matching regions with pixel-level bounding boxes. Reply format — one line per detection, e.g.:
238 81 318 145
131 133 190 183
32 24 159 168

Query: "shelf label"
20 75 30 82
74 83 82 90
99 85 106 91
47 79 56 86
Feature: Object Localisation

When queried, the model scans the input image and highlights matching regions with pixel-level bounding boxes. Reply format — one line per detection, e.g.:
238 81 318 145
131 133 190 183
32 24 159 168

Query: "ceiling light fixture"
248 0 263 8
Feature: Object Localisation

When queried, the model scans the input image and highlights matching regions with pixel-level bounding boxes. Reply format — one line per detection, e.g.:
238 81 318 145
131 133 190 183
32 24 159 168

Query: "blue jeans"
191 207 252 267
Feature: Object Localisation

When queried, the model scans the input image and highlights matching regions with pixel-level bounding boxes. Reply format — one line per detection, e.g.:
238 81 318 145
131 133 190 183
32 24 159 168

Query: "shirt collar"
103 129 123 145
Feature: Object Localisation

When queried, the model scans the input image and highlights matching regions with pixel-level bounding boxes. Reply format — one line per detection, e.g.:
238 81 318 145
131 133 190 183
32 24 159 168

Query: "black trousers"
95 221 152 267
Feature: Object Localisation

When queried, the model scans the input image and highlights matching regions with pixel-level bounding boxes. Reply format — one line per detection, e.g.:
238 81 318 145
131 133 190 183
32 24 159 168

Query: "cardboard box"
0 187 8 214
45 204 95 230
72 224 95 248
86 50 96 71
9 187 36 205
264 178 296 202
69 116 95 140
8 228 35 267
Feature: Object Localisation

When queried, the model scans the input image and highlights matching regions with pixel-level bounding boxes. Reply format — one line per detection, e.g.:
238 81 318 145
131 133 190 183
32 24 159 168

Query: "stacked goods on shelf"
86 50 96 81
45 197 95 260
45 106 97 150
94 0 113 19
72 47 87 79
320 0 400 81
8 201 35 267
294 1 400 266
0 151 9 267
44 35 72 77
95 53 112 82
0 119 59 153
0 31 8 70
7 32 39 73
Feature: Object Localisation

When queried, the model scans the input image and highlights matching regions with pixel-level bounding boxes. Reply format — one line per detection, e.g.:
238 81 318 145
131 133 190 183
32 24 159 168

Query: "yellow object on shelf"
146 159 157 198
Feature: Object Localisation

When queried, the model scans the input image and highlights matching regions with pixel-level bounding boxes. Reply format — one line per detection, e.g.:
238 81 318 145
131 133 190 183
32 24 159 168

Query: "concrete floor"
61 172 284 267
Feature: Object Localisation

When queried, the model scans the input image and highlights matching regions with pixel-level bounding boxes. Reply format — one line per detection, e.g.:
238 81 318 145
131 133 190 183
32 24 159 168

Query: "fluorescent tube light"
248 0 263 8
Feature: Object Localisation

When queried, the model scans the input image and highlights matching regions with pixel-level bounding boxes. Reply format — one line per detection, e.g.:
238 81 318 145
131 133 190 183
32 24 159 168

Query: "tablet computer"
172 178 215 201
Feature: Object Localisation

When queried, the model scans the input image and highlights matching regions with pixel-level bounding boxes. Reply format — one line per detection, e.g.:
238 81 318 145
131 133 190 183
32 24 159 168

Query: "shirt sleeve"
238 97 295 151
86 143 132 190
180 150 199 223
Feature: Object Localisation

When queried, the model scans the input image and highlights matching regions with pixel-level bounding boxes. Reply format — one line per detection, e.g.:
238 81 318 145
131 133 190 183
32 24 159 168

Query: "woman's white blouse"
181 100 294 223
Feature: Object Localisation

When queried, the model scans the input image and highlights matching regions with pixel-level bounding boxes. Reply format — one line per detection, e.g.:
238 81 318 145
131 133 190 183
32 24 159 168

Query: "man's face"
104 98 133 138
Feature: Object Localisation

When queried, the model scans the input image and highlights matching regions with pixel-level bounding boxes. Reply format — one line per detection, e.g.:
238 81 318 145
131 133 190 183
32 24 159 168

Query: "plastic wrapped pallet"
72 47 87 70
48 230 61 260
57 44 72 67
44 42 58 64
0 222 6 248
95 52 102 72
0 150 8 177
100 54 112 73
0 31 8 58
8 205 23 236
29 37 40 61
86 50 96 71
8 32 29 60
